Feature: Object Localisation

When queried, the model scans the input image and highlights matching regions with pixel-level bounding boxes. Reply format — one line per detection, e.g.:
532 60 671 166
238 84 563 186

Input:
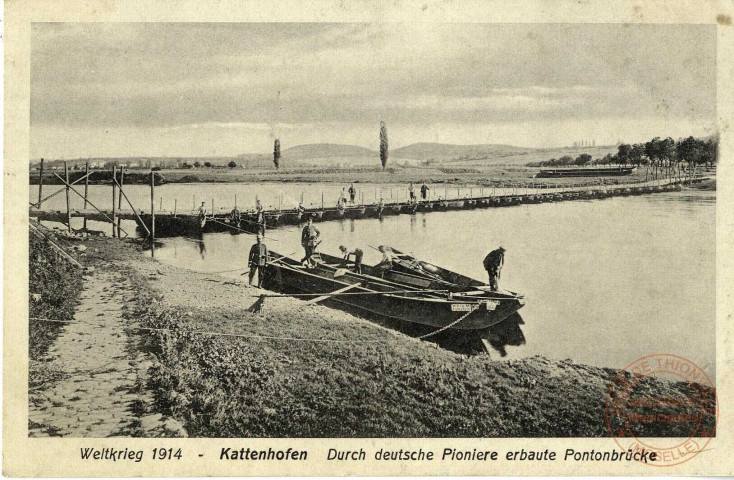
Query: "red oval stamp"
605 354 717 467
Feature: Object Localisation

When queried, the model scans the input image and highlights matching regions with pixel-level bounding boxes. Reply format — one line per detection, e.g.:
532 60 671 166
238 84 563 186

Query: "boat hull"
262 259 522 331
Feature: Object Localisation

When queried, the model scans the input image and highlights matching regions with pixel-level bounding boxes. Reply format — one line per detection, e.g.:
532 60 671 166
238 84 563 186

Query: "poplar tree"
379 121 388 170
273 139 281 171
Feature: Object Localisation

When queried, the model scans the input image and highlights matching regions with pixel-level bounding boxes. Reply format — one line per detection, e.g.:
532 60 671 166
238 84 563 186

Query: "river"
31 183 715 373
143 189 716 374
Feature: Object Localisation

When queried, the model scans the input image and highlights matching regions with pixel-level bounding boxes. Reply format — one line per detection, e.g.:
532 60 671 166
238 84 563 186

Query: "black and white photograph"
5 5 731 475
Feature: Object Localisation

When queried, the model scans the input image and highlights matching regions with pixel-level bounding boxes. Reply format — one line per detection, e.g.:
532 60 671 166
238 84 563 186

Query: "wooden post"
117 166 124 237
112 166 117 238
160 197 163 212
64 162 71 233
212 198 214 214
193 195 196 211
83 160 89 230
151 172 156 258
321 192 324 210
235 194 237 209
174 199 177 217
37 158 44 208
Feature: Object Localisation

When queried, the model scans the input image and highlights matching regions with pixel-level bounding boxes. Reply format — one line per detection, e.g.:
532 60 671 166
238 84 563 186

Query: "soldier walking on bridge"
420 183 430 200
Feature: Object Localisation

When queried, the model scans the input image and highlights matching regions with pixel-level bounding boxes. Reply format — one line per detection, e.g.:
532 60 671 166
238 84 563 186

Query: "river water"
31 183 715 373
144 189 715 374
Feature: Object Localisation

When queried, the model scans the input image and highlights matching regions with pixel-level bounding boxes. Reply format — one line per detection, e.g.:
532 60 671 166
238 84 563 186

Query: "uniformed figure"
376 245 396 277
338 188 347 206
255 202 266 236
198 202 208 229
339 245 364 274
408 182 416 201
300 216 321 267
483 247 506 291
348 184 357 204
420 183 430 200
248 235 268 287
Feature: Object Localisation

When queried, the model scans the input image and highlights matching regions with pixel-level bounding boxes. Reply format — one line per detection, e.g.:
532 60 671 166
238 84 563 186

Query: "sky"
31 23 717 158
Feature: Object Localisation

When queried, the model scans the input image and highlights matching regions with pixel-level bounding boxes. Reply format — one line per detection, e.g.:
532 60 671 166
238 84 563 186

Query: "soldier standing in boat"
348 184 357 204
248 234 268 287
375 245 396 277
408 182 416 201
301 216 321 268
483 246 506 291
339 245 364 274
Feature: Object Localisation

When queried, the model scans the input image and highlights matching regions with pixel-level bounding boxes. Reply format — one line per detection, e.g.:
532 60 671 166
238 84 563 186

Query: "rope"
417 307 476 339
29 316 389 344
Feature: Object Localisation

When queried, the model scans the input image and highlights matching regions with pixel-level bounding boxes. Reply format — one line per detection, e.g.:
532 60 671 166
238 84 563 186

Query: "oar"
251 288 449 298
303 283 360 305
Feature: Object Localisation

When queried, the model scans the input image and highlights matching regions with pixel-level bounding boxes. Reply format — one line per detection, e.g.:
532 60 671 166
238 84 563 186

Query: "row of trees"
179 160 238 169
533 136 717 179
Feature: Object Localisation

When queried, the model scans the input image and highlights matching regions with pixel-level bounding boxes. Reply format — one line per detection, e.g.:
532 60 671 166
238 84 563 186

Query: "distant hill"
391 142 536 162
281 143 377 159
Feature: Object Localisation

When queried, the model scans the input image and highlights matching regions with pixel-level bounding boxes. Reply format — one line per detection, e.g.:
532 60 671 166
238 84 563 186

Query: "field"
29 143 627 187
31 164 650 188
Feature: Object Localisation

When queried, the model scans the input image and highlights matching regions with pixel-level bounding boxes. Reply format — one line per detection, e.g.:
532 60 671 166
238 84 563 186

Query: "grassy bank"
28 231 84 390
30 164 652 188
80 238 715 438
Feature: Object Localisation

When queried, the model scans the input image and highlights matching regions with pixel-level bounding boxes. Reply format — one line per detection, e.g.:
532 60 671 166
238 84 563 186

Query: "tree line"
529 136 717 179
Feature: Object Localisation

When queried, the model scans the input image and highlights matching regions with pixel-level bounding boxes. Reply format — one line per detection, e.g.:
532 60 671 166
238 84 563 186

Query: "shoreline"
28 164 663 189
27 233 717 437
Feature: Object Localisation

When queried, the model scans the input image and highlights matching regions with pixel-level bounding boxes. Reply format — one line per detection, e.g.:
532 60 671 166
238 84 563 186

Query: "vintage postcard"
3 0 734 476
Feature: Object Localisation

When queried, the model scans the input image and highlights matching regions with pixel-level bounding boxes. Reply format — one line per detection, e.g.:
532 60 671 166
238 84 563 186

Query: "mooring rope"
417 307 477 339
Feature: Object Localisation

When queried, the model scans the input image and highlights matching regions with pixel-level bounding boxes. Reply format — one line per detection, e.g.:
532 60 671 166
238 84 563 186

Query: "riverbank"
29 231 84 393
29 164 652 189
25 235 714 437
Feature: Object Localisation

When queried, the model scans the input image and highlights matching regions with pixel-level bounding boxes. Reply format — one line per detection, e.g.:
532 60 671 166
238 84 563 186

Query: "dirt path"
28 269 185 437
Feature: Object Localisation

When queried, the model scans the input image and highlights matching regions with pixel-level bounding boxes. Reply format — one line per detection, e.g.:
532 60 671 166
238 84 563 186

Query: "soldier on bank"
248 234 268 287
300 216 321 268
